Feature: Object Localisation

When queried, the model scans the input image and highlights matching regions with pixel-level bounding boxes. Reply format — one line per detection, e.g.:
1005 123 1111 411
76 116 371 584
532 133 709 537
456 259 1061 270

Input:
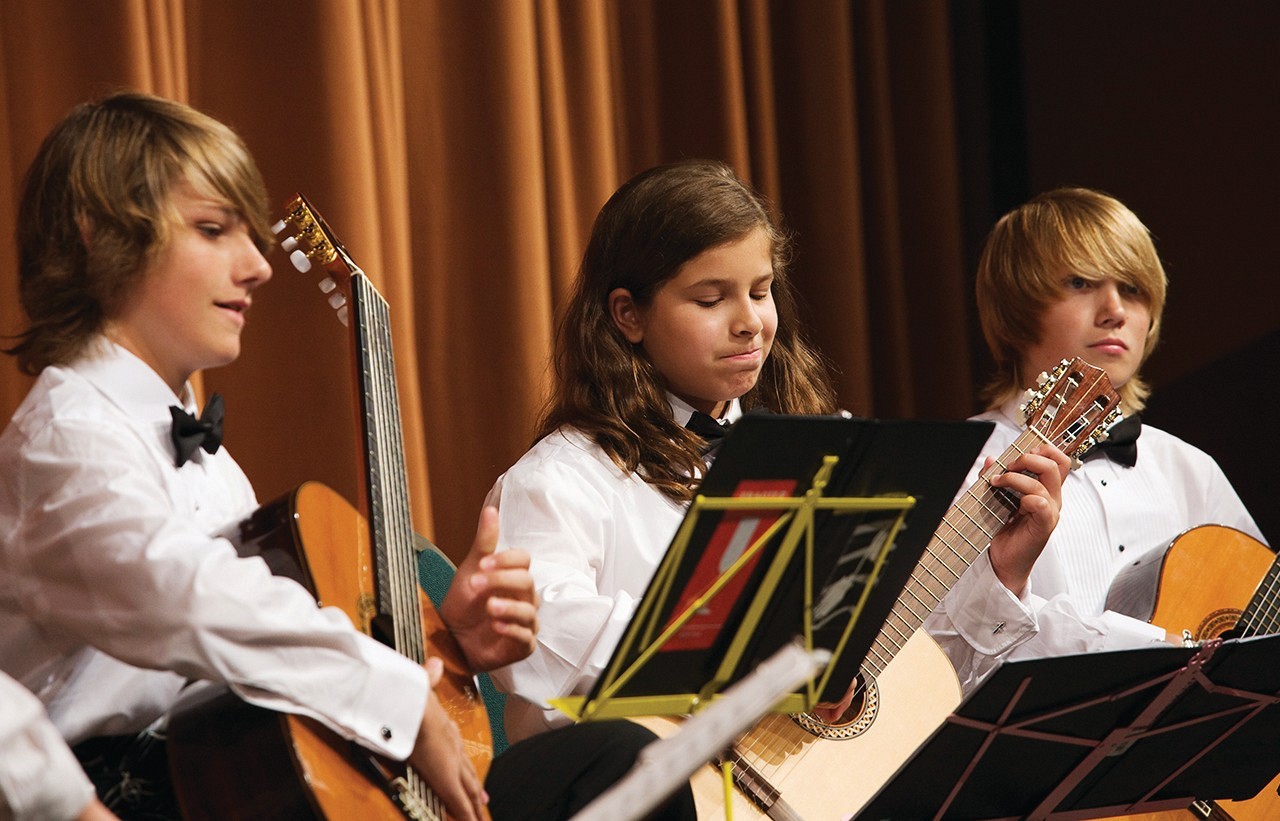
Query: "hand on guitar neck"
441 505 540 672
808 443 1072 724
983 443 1073 597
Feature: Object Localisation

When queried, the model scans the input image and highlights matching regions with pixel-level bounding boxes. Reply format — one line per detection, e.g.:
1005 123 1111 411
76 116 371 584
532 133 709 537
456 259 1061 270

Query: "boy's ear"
608 287 645 344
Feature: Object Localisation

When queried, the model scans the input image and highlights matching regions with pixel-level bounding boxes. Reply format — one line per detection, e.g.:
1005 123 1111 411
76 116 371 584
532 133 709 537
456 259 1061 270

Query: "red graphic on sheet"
661 479 797 652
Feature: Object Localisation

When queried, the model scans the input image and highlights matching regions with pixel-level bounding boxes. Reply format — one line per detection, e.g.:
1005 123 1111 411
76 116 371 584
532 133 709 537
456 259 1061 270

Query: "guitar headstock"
1017 357 1123 462
272 193 360 326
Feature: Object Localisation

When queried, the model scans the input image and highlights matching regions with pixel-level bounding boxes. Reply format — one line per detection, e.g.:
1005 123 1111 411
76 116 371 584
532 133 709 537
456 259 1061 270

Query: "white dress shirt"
486 397 740 742
0 672 94 821
924 400 1267 694
0 342 427 759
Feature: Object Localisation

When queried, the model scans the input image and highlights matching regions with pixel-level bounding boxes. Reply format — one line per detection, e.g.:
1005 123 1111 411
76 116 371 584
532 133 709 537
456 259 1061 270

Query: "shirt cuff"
0 702 96 821
941 552 1038 655
349 647 430 760
1099 610 1169 651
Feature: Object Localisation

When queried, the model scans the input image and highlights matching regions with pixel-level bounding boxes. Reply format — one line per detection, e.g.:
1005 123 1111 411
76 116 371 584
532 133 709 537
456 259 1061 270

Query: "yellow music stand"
553 454 914 722
552 413 992 725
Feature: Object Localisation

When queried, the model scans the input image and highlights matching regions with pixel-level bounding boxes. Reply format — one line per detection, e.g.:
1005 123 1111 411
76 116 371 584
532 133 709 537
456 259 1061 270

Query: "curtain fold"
0 0 973 560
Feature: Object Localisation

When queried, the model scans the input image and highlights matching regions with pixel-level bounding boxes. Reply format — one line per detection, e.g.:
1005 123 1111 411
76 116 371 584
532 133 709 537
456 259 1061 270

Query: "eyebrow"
187 202 244 225
683 272 774 290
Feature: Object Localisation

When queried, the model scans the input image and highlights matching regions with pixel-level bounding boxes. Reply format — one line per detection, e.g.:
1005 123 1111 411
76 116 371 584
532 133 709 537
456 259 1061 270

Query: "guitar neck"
350 274 425 663
863 427 1041 677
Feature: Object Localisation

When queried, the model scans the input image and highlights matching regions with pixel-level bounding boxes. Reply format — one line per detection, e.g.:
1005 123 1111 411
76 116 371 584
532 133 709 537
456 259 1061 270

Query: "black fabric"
684 410 730 442
685 410 731 458
169 393 224 467
1082 412 1141 467
486 720 697 821
73 730 181 820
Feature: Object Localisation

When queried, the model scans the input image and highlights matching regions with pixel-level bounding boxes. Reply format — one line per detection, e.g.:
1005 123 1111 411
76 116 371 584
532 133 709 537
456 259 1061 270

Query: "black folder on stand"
552 413 992 721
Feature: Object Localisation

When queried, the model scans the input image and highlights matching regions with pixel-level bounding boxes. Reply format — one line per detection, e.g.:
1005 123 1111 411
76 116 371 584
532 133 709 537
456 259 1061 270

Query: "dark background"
951 2 1278 544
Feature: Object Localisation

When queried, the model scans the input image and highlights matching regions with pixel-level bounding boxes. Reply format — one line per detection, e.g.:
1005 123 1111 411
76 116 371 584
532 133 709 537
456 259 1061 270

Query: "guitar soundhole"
790 673 879 741
1198 609 1242 641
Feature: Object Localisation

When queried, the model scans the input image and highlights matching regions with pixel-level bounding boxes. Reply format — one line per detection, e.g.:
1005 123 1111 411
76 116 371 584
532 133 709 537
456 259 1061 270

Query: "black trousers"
486 720 697 821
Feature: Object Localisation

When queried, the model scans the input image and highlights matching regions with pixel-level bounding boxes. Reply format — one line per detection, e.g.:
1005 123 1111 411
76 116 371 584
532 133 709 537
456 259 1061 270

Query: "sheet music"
571 642 831 821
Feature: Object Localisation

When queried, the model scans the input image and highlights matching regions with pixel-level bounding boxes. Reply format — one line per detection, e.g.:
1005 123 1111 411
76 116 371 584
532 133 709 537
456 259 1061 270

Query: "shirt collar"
70 339 193 424
993 397 1025 429
666 394 744 427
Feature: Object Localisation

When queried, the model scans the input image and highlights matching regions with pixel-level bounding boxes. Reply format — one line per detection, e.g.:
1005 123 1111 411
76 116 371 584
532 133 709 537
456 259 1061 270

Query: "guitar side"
1105 524 1279 821
169 481 491 820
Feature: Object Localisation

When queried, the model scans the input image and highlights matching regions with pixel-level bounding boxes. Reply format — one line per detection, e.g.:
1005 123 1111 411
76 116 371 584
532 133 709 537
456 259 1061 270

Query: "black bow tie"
1083 412 1141 467
170 393 225 467
685 410 731 456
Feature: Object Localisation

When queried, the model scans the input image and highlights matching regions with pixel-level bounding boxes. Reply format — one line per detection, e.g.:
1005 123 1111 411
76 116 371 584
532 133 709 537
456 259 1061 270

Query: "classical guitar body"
638 630 961 820
169 482 491 820
1104 525 1279 821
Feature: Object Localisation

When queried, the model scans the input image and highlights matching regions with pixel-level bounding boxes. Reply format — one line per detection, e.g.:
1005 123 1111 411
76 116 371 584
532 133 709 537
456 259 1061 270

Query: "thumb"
469 505 500 560
425 655 444 687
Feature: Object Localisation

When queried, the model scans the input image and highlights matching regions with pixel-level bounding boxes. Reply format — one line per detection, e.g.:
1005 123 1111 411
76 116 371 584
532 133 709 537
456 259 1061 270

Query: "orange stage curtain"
0 0 971 560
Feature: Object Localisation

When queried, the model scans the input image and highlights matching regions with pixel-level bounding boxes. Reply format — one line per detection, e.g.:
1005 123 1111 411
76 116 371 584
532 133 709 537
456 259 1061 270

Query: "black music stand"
855 633 1280 820
552 413 992 721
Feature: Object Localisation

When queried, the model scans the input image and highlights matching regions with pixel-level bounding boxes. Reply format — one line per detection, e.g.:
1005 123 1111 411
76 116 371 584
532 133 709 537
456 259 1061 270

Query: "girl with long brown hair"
486 159 838 742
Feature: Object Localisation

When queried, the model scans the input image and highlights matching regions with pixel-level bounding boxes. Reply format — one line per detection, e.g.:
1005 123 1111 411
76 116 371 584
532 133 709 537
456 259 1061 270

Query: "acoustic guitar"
1103 524 1279 821
643 357 1122 819
167 196 491 819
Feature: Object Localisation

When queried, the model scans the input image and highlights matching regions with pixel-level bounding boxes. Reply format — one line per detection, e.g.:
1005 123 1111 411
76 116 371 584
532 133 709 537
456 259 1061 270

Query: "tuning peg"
1070 456 1084 471
337 305 349 326
270 219 286 235
289 249 312 273
318 277 336 294
1014 404 1028 425
1036 370 1050 386
280 235 298 252
327 292 346 310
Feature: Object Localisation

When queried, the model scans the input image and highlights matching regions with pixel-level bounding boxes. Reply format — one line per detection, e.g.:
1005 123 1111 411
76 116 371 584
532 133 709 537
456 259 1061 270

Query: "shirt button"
1118 545 1126 552
1100 479 1108 487
381 726 393 741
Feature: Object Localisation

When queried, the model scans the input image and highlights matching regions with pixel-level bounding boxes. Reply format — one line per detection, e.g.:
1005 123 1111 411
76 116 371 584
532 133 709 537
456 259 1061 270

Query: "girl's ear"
609 287 645 344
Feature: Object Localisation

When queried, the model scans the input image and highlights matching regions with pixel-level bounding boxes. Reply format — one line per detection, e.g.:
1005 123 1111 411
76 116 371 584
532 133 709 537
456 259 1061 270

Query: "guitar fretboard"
353 274 426 664
862 427 1044 678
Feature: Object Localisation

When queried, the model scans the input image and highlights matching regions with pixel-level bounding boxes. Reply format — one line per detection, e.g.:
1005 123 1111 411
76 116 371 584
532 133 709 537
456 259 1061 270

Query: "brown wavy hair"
539 159 837 500
8 91 273 373
977 187 1167 412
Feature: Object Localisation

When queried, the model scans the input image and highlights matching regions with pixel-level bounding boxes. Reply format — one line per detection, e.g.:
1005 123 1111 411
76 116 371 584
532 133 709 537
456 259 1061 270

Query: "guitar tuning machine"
289 248 312 273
